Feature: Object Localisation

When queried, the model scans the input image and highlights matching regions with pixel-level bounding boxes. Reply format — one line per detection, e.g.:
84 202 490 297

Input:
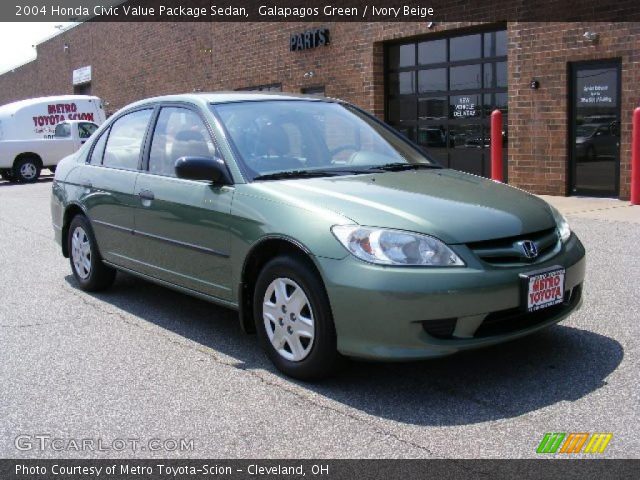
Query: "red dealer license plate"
521 267 566 312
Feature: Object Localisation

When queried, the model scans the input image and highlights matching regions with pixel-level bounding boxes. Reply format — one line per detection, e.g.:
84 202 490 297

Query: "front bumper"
316 233 586 360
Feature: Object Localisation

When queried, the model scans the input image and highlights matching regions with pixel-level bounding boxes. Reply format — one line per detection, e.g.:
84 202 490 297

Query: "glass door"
569 61 620 197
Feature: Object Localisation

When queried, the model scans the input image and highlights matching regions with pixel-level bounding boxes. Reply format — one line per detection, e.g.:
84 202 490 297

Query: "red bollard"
631 107 640 205
491 109 503 182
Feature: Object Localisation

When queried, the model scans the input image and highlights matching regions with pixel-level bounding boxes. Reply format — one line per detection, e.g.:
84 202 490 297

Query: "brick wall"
508 22 640 199
0 21 638 198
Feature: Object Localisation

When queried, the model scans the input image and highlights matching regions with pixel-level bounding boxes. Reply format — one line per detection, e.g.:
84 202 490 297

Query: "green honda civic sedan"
51 93 585 379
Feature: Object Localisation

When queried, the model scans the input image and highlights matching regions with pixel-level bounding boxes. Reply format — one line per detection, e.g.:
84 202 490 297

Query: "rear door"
81 108 154 269
132 104 235 301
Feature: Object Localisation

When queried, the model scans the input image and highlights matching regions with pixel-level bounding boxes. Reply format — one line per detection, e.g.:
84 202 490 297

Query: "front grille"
467 227 559 266
474 284 582 338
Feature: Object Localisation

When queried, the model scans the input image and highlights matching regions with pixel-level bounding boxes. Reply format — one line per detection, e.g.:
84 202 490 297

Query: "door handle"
138 189 155 201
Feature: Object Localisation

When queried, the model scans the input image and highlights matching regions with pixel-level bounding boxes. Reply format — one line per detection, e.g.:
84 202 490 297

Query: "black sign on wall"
290 28 330 52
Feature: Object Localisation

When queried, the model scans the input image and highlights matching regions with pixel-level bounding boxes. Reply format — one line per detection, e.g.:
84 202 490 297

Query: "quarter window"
149 107 216 177
89 128 109 165
103 109 153 170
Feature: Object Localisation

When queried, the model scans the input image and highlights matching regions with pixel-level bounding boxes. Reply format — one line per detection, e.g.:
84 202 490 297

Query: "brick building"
0 21 638 199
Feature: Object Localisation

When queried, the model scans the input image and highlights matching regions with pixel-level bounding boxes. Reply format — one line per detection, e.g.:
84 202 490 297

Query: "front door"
569 61 621 197
132 106 235 302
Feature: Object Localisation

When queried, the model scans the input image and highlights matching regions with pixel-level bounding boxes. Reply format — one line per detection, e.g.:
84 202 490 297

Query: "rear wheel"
68 214 116 291
0 169 15 182
254 255 342 380
13 156 41 183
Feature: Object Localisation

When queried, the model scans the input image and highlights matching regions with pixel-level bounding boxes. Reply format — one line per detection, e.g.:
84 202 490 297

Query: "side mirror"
174 156 232 184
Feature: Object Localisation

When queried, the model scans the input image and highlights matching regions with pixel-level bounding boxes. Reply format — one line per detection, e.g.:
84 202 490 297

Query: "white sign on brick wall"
72 66 92 86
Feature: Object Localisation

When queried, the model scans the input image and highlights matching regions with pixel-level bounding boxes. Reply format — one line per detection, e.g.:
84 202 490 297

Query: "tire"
13 156 41 183
68 214 116 292
0 169 15 182
254 255 343 380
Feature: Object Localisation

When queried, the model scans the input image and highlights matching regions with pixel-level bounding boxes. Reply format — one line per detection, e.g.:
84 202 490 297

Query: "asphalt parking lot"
1 176 638 459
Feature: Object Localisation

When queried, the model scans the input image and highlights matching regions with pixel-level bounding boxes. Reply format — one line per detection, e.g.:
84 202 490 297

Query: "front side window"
212 100 434 180
54 123 71 138
149 107 216 177
103 109 153 170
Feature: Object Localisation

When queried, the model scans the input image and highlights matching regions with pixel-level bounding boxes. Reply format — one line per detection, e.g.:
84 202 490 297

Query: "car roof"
122 92 335 110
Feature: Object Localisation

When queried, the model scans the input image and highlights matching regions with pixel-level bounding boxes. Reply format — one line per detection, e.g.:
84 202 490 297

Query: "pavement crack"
61 283 439 457
565 204 633 214
0 322 65 328
237 366 441 457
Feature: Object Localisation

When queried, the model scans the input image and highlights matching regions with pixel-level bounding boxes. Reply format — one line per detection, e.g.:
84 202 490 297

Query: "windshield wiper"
253 170 341 181
372 162 443 172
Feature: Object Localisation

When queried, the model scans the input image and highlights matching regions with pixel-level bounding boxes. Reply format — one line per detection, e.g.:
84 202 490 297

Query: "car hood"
247 169 557 244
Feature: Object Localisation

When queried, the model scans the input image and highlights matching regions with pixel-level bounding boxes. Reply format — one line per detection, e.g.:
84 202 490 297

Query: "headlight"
331 225 464 267
550 207 571 243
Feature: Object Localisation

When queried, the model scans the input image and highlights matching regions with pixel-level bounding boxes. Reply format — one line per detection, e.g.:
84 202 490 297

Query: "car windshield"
211 100 435 180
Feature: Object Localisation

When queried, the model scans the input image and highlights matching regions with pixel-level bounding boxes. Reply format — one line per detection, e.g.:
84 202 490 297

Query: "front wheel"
13 156 41 183
68 215 116 291
254 255 343 380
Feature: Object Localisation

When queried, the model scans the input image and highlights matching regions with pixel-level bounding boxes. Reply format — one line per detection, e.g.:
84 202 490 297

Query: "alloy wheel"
20 162 37 180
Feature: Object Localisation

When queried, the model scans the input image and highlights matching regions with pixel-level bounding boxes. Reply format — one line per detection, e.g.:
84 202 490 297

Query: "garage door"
386 29 507 177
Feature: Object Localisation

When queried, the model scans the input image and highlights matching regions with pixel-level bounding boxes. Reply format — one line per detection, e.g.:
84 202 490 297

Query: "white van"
0 95 106 182
0 95 105 140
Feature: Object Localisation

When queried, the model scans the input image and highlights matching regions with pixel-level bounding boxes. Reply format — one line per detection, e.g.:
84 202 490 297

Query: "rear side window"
89 128 109 165
54 123 71 138
103 109 153 170
78 122 98 139
148 107 216 177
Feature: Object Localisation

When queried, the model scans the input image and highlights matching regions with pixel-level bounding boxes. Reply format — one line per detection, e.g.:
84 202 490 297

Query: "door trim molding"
93 219 230 258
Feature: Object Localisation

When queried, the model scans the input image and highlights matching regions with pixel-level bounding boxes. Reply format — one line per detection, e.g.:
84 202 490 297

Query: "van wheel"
13 156 41 183
68 214 116 291
254 255 343 380
0 169 15 182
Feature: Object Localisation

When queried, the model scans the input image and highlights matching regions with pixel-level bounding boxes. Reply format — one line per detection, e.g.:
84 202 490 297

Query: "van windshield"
211 100 436 181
